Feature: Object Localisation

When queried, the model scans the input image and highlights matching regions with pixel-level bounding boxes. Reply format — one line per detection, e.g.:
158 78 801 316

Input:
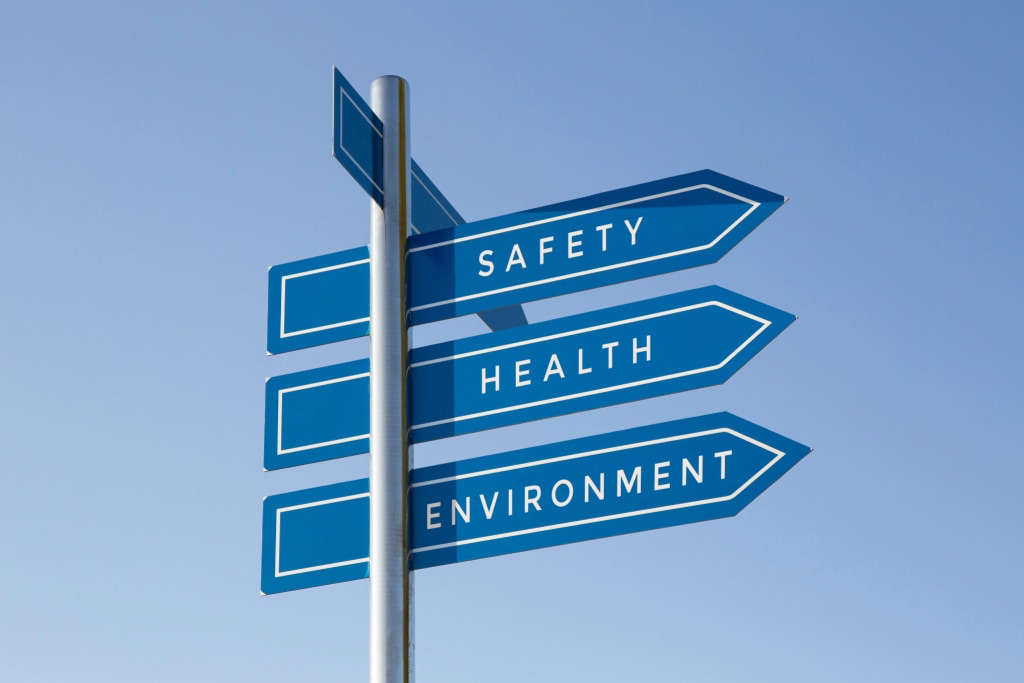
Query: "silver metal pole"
369 76 412 683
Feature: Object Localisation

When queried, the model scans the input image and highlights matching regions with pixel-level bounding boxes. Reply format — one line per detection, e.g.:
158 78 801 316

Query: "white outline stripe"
275 492 370 577
270 427 790 579
411 168 460 234
337 87 383 195
410 301 753 367
409 301 770 431
407 183 758 312
273 301 772 452
277 372 370 455
278 257 370 339
411 428 785 554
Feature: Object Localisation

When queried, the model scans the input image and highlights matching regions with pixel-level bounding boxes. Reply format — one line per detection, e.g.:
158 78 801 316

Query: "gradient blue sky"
2 1 1022 681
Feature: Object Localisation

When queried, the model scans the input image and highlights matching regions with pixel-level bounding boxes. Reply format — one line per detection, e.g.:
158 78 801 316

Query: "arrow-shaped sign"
267 166 783 354
264 286 794 470
406 169 784 324
261 412 811 594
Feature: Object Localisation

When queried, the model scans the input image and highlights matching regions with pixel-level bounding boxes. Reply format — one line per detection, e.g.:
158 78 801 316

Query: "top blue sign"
334 67 467 234
406 169 784 325
331 66 526 334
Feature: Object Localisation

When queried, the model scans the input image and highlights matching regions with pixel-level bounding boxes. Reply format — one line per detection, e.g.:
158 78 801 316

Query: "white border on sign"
277 371 370 455
279 257 370 339
410 167 460 235
275 492 370 577
408 300 772 431
410 427 785 554
336 86 383 196
407 183 760 312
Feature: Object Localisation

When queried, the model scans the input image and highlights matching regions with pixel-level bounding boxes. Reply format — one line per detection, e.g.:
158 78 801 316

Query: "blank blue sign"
261 412 811 594
263 359 369 470
266 246 370 355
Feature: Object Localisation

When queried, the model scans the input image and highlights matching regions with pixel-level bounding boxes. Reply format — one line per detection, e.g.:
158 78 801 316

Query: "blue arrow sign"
406 169 785 325
261 412 811 594
285 162 784 352
264 286 794 470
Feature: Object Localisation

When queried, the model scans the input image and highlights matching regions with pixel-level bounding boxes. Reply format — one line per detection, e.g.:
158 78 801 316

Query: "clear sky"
2 1 1022 681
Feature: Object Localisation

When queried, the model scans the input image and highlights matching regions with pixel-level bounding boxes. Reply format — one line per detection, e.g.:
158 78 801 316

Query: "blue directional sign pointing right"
407 169 785 325
268 160 784 353
264 286 794 470
261 412 811 594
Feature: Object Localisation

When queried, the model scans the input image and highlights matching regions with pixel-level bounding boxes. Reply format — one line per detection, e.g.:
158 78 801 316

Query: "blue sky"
2 1 1022 681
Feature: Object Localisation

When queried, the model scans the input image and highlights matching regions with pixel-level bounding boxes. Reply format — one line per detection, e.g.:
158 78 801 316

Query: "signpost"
264 286 794 470
334 67 462 234
260 66 809 683
261 413 811 594
333 67 526 335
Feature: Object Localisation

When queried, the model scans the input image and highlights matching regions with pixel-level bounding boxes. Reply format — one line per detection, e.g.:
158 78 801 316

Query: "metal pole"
369 76 412 683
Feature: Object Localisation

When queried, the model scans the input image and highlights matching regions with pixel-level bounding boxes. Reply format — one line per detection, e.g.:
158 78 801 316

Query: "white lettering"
602 341 619 369
480 492 499 520
507 489 513 516
682 456 703 485
567 230 583 258
481 365 500 394
617 466 642 496
552 480 574 507
452 497 471 525
715 450 732 479
595 223 612 251
515 359 531 387
633 335 651 363
426 502 441 529
585 473 605 502
524 485 542 512
625 216 643 244
577 348 592 375
654 461 671 491
478 249 494 277
505 243 527 271
543 354 565 381
539 236 554 264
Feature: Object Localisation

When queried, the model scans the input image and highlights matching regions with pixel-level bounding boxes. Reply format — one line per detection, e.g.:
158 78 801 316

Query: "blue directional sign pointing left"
267 246 370 355
261 412 811 594
264 357 369 470
264 286 794 470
